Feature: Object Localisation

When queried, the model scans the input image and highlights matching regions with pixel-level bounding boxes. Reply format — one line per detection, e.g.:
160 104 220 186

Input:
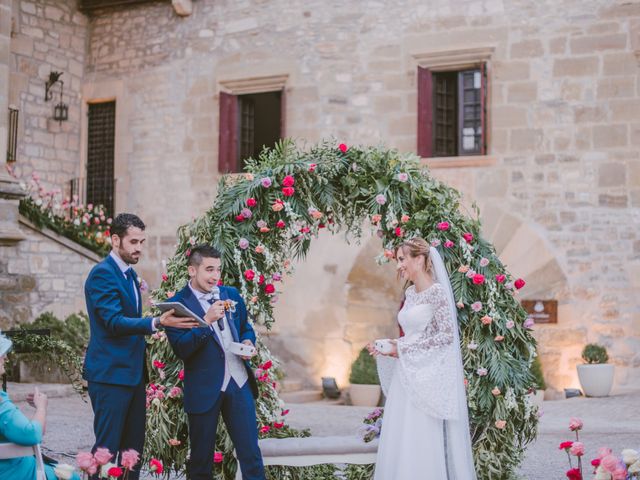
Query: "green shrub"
349 347 379 385
582 343 609 364
530 355 546 390
26 311 90 355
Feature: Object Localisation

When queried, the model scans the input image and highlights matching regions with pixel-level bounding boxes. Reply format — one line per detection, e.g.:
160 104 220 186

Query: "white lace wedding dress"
374 282 473 480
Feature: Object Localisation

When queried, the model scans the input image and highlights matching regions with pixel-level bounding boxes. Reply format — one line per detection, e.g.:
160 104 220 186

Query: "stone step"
279 378 304 393
279 389 323 404
5 382 79 403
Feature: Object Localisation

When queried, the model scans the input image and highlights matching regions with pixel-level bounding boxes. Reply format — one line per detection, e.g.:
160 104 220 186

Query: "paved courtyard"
9 383 639 479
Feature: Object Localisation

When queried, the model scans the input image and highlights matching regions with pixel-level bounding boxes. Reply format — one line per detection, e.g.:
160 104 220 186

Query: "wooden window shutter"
480 62 487 155
280 88 286 139
218 91 238 173
417 66 433 158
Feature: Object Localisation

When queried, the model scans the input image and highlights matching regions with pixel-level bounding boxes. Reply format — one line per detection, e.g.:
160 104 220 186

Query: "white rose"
594 466 612 480
622 449 639 466
35 198 43 206
53 463 75 480
628 460 640 474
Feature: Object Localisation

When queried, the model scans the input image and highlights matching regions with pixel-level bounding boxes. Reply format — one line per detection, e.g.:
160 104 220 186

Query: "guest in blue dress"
0 331 80 480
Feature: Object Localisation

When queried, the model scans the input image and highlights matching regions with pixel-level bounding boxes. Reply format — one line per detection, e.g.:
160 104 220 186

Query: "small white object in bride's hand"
374 339 394 355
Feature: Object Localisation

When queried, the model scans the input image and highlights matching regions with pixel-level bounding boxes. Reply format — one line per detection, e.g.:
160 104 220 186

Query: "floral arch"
145 141 539 479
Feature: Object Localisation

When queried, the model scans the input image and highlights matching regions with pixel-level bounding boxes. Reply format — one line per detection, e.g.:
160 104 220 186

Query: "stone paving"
8 383 639 479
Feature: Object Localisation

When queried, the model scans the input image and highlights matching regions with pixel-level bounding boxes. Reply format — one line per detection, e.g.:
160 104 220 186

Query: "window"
218 90 284 173
86 101 115 215
418 65 487 158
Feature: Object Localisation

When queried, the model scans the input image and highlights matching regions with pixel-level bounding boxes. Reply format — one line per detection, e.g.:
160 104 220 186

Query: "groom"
84 213 199 479
164 244 265 480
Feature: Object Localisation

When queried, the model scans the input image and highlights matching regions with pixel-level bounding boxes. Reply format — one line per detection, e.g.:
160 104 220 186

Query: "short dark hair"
188 244 221 267
111 213 145 238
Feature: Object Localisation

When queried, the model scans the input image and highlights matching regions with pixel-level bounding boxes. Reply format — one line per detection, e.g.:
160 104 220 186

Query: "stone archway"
147 141 539 479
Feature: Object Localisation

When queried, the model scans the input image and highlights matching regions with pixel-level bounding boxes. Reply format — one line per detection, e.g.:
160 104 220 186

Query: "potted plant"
349 347 381 407
530 355 546 407
577 343 614 397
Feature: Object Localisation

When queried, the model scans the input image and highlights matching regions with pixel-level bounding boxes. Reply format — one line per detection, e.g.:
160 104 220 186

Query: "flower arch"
145 140 539 479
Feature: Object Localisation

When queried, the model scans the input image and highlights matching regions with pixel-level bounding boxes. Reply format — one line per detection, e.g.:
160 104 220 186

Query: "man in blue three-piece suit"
83 213 199 480
164 244 265 480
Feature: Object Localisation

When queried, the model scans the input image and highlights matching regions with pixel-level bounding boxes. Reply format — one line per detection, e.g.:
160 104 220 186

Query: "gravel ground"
9 384 639 479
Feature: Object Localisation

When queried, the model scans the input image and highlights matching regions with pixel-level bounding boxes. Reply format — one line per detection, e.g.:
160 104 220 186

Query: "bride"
370 237 476 479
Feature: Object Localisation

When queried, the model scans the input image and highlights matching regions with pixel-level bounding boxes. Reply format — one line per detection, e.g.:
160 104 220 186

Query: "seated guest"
0 331 80 480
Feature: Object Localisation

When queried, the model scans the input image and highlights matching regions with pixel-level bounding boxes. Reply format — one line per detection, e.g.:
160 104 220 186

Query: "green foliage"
349 348 380 385
530 355 546 390
582 343 609 364
147 140 539 480
26 311 89 356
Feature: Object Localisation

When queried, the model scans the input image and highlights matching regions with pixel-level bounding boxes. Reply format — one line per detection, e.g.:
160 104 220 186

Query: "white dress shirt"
188 282 248 391
109 251 156 331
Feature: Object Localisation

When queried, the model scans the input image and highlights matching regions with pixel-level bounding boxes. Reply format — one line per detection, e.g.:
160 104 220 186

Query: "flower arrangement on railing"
7 167 112 256
358 408 384 443
53 447 165 480
559 417 640 479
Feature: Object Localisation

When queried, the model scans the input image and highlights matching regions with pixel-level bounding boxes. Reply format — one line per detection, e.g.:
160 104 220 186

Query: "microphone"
208 286 225 331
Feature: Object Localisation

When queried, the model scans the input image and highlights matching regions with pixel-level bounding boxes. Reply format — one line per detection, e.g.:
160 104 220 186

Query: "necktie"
124 268 138 308
205 294 225 331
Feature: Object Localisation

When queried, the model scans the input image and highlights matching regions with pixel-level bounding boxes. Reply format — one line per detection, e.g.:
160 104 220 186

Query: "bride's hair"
396 237 432 273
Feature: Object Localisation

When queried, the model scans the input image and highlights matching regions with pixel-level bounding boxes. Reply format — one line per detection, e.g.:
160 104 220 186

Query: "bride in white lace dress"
370 237 476 480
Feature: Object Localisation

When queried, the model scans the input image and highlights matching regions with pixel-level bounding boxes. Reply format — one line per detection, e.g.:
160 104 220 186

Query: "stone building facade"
1 0 639 395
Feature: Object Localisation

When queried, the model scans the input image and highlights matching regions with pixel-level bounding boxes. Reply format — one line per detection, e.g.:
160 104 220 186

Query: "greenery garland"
146 140 539 479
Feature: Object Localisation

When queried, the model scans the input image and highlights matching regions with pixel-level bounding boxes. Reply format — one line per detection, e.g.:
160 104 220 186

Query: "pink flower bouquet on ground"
358 407 384 443
559 417 640 479
71 448 158 480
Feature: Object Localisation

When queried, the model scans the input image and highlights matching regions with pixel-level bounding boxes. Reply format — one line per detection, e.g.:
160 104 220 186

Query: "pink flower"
566 468 582 480
121 449 140 470
569 417 583 431
472 274 485 285
479 257 490 267
282 175 295 187
375 194 386 205
214 452 224 463
107 466 123 478
371 214 382 224
397 172 409 182
515 278 526 289
255 245 265 254
241 208 253 219
597 448 613 459
282 186 295 196
149 458 163 474
495 420 506 429
400 214 410 223
235 214 245 222
481 315 493 325
168 438 181 446
178 369 185 380
495 274 506 283
153 360 165 369
93 448 113 466
260 425 271 434
591 458 601 467
308 163 317 172
431 239 441 247
272 272 282 282
246 198 257 207
506 320 515 329
559 441 574 451
437 222 450 231
244 269 255 281
476 367 488 376
570 442 585 457
261 360 273 370
168 386 182 398
264 284 275 295
260 177 272 188
274 421 284 429
462 232 474 243
471 302 483 312
602 454 620 472
339 143 348 153
394 227 403 237
276 220 286 229
523 317 535 329
238 238 249 249
76 452 97 473
444 240 454 248
612 467 628 480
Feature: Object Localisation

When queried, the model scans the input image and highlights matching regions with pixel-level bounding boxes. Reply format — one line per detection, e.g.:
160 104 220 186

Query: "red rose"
276 220 286 229
282 186 295 196
107 466 123 478
213 452 224 463
217 279 223 286
318 223 325 228
339 143 348 153
395 227 403 237
274 421 284 429
437 221 450 231
104 229 110 237
264 284 275 295
462 232 474 243
309 163 317 172
246 198 257 207
161 274 168 282
300 226 310 234
282 175 295 187
566 468 582 480
591 459 601 467
149 458 163 474
281 409 290 416
495 274 506 283
472 274 485 285
178 369 184 381
153 360 166 369
244 269 255 281
258 274 265 285
260 425 270 434
514 278 526 289
235 215 244 222
559 441 574 450
261 360 273 370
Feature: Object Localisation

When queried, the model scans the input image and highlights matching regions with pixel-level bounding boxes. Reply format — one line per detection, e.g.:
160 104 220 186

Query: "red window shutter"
280 88 286 139
417 66 433 158
480 62 487 155
218 91 238 173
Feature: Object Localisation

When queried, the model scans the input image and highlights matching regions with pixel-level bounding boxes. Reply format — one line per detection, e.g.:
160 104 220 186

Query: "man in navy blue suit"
164 244 265 480
83 213 199 479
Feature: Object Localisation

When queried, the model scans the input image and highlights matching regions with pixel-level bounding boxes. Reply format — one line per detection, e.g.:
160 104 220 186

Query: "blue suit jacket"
83 255 152 386
164 284 258 414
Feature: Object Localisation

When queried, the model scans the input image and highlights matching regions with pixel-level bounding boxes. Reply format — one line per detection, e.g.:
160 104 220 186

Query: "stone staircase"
278 378 324 404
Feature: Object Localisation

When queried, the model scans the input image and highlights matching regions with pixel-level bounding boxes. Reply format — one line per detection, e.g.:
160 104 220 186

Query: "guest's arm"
232 289 256 345
0 390 46 445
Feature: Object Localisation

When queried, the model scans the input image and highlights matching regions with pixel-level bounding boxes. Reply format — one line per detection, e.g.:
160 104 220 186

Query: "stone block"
507 82 538 103
593 124 628 148
602 53 638 76
597 77 635 99
610 100 640 122
510 39 544 58
598 163 626 187
549 37 566 54
553 57 599 77
510 128 543 151
44 5 65 22
492 61 530 81
491 105 528 128
570 34 628 54
599 194 628 207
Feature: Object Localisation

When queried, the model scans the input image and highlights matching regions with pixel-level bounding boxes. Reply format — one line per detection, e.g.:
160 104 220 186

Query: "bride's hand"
388 339 399 358
366 342 379 356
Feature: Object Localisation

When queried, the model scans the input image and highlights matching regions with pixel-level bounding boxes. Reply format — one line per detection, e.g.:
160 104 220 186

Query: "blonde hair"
396 237 432 273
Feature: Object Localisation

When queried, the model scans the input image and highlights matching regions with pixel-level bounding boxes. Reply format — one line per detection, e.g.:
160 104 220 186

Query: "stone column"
0 0 25 245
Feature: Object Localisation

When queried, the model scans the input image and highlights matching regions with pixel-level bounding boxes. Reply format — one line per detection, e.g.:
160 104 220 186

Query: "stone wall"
8 0 87 186
0 218 98 329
